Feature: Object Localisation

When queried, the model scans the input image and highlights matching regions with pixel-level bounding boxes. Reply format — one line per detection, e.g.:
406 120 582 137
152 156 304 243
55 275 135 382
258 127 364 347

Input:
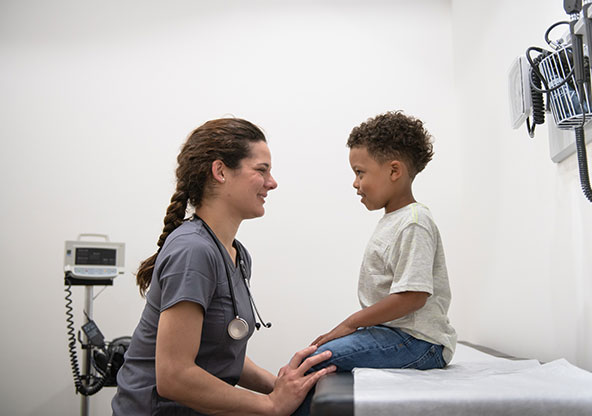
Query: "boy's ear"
389 160 403 181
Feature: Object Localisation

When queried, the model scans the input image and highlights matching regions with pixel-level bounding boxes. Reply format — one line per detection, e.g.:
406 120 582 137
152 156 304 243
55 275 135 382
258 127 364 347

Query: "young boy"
312 111 456 373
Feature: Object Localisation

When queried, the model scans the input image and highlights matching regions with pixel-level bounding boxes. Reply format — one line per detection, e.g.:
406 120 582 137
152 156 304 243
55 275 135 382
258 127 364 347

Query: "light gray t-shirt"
358 203 457 364
112 218 256 416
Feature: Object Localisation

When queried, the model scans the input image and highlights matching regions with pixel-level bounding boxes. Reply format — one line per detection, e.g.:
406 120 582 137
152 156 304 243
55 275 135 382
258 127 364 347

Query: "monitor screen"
75 248 117 266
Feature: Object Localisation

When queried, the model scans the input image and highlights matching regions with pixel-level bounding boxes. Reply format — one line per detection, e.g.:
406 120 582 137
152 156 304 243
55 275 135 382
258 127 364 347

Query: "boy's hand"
312 292 429 347
311 321 357 347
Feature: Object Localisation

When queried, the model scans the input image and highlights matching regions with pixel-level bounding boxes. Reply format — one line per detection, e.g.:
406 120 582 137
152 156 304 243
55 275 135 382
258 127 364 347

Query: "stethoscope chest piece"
228 316 249 340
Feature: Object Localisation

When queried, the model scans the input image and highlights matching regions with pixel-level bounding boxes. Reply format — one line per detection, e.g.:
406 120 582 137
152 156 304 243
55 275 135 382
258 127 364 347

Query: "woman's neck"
195 204 241 256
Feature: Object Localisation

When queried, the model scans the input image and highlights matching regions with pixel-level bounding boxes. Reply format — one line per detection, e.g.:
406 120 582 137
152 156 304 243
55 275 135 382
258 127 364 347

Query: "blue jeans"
292 326 445 416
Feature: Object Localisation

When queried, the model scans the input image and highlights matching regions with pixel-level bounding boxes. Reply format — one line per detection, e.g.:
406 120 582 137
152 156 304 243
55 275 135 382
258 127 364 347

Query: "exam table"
310 341 592 416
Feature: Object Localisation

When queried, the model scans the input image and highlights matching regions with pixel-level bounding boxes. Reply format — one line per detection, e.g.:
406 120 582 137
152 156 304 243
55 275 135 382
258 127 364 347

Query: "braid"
136 184 189 296
158 187 188 248
135 117 266 297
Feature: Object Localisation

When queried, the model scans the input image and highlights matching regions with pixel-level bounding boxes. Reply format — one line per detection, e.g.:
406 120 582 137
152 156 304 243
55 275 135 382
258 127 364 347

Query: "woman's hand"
311 321 357 347
267 345 336 415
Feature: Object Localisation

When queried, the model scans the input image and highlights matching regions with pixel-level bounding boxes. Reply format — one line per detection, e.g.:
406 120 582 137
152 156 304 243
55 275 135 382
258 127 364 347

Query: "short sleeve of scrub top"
111 219 256 416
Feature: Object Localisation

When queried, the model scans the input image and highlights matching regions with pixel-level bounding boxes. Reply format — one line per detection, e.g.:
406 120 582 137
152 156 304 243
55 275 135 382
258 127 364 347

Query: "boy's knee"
305 345 335 374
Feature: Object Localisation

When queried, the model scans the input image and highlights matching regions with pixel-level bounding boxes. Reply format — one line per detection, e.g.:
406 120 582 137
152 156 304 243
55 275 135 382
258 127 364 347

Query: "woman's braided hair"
136 118 266 296
347 111 434 178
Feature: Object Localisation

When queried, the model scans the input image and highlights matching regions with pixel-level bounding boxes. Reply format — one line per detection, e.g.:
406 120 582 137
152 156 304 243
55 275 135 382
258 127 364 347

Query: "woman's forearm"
158 358 274 416
156 301 274 415
156 302 335 415
238 356 277 394
159 346 336 416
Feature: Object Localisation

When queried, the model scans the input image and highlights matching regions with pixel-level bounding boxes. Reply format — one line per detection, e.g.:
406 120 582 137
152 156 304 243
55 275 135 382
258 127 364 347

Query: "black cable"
65 284 84 393
566 4 592 203
569 16 588 108
64 282 108 396
239 259 271 330
93 346 117 378
527 47 575 94
527 52 548 137
545 21 570 47
575 126 592 202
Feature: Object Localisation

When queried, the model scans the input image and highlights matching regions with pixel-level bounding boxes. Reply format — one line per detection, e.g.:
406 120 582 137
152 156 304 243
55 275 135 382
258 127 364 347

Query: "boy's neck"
384 192 416 214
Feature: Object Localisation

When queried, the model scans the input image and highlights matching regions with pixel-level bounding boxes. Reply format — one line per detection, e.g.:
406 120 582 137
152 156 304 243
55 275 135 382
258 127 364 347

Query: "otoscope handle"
564 0 582 14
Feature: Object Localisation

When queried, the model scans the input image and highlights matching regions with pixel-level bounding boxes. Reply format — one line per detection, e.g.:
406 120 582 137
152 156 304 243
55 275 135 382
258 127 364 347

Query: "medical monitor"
64 240 125 280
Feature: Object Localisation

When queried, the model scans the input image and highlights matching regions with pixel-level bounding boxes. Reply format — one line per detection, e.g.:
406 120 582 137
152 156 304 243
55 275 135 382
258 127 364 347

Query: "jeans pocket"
367 326 409 350
402 344 444 370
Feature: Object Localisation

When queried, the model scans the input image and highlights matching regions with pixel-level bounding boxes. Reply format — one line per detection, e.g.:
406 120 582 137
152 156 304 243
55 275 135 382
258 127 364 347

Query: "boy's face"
349 146 399 211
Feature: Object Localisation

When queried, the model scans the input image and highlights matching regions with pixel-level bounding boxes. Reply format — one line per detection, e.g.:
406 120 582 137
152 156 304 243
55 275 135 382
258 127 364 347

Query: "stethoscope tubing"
239 259 271 330
194 215 270 339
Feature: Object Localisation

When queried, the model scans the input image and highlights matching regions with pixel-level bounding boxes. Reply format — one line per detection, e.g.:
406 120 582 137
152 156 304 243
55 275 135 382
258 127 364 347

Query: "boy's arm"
311 291 428 347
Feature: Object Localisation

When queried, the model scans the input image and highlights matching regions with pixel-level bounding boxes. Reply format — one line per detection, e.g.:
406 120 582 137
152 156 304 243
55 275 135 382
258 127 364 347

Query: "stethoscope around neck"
194 215 271 340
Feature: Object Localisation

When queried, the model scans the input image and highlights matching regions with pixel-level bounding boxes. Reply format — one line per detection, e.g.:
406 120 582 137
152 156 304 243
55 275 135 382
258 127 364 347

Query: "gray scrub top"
112 218 256 416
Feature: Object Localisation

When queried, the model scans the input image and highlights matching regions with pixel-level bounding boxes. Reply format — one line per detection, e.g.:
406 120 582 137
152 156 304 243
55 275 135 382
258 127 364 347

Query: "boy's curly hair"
347 111 434 178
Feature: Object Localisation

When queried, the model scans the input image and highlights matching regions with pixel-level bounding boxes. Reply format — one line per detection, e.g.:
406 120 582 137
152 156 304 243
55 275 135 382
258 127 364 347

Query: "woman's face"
225 141 278 219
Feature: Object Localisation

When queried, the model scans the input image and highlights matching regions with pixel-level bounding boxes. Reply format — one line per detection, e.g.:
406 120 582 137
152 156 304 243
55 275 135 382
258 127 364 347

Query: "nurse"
112 118 335 415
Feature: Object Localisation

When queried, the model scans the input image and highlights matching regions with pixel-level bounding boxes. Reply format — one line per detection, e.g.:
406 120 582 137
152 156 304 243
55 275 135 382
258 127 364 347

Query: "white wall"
0 1 457 415
451 0 592 369
2 0 590 415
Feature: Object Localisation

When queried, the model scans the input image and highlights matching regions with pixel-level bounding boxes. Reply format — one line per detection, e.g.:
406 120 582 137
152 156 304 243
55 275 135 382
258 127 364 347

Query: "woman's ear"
211 160 226 184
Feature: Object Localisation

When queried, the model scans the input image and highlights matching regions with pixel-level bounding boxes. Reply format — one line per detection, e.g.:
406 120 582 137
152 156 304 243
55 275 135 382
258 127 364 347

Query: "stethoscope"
195 215 271 340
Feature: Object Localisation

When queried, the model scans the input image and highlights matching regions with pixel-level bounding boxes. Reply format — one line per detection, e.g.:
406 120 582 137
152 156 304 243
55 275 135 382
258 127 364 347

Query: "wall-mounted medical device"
64 234 125 285
509 0 592 203
508 56 534 130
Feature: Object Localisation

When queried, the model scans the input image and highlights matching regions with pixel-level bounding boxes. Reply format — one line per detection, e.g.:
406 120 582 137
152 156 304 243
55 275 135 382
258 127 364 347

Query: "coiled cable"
64 281 108 396
527 51 548 137
575 126 592 202
569 10 592 204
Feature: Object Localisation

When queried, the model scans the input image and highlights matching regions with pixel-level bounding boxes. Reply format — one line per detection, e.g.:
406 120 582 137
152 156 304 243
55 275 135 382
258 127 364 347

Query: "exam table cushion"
353 343 592 416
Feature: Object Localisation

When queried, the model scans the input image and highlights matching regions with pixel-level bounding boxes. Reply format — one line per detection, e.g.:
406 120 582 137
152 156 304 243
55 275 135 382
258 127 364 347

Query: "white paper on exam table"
354 343 592 416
